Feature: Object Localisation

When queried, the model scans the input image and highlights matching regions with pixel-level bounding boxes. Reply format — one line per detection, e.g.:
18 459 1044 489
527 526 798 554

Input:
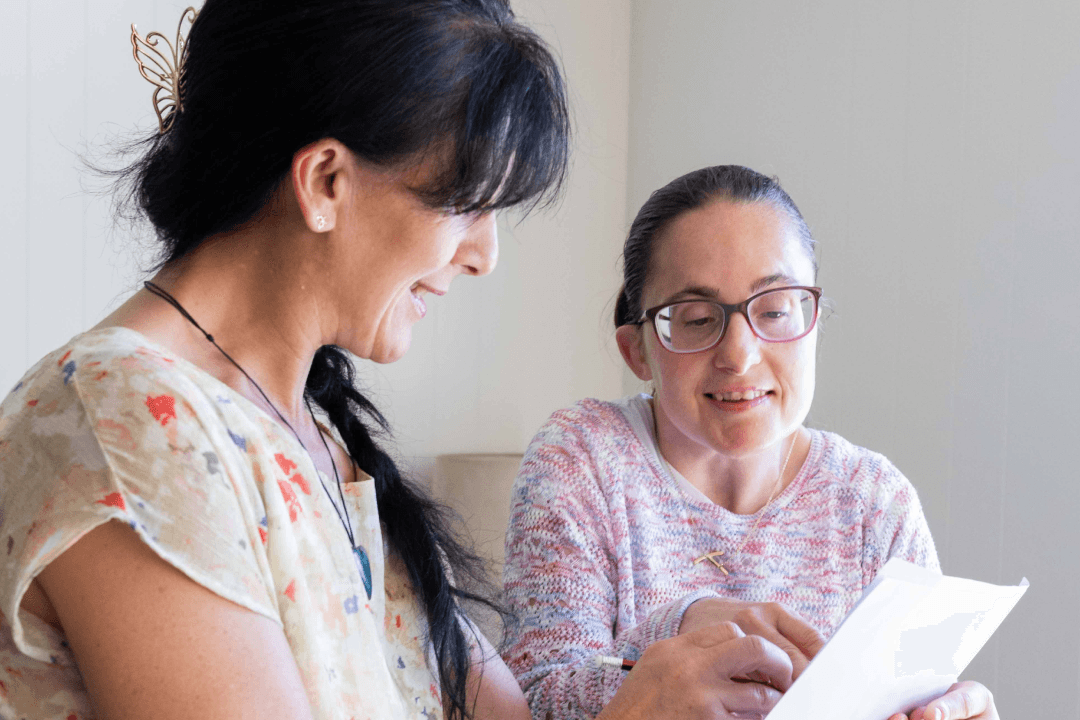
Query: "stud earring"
316 215 327 231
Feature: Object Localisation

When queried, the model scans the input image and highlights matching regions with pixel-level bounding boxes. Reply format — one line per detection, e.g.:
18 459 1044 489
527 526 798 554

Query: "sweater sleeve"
860 454 941 588
501 407 718 719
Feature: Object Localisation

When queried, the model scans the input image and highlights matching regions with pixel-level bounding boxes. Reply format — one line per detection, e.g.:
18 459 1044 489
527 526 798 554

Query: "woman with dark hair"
503 165 999 720
0 5 799 720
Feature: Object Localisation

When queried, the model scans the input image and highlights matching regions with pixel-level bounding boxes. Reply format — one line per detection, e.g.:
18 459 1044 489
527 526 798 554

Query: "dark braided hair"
115 1 570 717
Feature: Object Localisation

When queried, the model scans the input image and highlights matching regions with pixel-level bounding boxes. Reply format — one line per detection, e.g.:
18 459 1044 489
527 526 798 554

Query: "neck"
652 400 807 514
97 222 332 427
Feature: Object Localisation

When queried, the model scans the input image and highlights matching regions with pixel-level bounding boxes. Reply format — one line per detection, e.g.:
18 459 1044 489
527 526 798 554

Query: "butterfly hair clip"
130 7 199 134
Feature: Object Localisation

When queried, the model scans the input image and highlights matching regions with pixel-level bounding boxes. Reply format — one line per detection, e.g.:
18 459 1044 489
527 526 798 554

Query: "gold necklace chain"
692 430 798 576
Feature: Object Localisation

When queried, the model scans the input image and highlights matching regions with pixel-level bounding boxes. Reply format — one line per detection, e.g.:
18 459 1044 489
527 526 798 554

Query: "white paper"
765 559 1028 720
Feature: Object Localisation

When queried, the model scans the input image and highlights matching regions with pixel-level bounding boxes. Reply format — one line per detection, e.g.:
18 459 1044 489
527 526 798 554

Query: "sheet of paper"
765 559 1028 720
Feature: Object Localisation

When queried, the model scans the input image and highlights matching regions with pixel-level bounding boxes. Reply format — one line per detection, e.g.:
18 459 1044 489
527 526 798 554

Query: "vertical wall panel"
82 0 161 325
0 0 30 392
25 0 90 361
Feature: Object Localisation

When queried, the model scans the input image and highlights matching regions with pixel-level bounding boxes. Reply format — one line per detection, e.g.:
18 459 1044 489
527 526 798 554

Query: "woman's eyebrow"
661 274 800 305
661 285 719 304
749 273 799 294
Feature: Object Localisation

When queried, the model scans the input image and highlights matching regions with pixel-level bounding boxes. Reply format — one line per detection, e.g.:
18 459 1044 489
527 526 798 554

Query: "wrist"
670 589 723 638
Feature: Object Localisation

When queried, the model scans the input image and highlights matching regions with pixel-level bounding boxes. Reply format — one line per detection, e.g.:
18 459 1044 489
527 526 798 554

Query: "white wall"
627 0 1080 716
1 0 166 391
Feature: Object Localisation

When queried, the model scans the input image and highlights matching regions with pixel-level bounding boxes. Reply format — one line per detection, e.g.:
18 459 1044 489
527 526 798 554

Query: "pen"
594 655 636 672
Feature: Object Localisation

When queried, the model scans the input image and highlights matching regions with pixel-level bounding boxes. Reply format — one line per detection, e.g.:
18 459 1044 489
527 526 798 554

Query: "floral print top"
0 327 442 720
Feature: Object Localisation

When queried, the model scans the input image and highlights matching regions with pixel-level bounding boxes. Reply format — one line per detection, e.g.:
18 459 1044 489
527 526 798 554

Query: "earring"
315 215 327 231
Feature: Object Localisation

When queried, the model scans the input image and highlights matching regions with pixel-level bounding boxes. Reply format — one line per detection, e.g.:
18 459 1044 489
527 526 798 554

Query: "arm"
862 456 941 587
463 622 531 720
502 417 728 717
36 520 314 720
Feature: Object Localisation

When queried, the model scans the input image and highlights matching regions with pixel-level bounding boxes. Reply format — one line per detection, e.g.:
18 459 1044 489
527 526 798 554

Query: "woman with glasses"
502 165 998 720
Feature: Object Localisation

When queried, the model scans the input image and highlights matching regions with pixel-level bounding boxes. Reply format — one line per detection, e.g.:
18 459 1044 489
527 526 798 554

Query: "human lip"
409 283 446 318
412 282 446 297
704 387 773 412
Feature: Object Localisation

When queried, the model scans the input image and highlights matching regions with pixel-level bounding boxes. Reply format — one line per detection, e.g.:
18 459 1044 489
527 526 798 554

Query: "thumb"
927 682 991 720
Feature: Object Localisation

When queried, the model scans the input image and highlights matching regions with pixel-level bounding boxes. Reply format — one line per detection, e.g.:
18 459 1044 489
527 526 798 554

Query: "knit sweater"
502 395 939 720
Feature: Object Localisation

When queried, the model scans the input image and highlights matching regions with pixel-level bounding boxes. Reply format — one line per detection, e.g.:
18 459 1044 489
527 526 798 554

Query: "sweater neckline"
613 393 823 522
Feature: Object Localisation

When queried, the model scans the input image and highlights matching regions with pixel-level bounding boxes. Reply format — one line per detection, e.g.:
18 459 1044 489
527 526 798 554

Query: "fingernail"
930 709 942 720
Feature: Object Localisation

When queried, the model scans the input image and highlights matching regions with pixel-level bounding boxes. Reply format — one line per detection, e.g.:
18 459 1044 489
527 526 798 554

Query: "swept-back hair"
116 1 570 718
614 165 816 328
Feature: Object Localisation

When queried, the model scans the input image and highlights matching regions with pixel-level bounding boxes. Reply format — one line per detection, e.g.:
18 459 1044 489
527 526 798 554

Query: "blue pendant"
354 545 372 600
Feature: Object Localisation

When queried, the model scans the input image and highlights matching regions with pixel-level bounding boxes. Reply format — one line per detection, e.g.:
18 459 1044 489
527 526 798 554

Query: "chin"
368 334 412 364
368 345 409 364
708 420 786 457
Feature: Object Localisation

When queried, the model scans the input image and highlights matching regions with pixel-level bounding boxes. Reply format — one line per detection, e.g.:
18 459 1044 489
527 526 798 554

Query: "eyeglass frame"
632 286 823 354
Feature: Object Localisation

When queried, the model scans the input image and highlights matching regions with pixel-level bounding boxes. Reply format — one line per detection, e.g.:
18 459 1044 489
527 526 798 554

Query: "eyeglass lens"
655 288 817 352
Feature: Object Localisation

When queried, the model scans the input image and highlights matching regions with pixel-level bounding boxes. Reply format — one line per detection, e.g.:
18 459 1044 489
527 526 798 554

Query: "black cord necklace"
143 281 372 599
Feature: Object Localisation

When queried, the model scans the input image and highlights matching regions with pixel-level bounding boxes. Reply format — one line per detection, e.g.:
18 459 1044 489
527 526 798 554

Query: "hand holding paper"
764 559 1028 720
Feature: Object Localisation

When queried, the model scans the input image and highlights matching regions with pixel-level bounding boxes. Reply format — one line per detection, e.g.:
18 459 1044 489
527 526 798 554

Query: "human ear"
616 324 653 382
291 139 352 233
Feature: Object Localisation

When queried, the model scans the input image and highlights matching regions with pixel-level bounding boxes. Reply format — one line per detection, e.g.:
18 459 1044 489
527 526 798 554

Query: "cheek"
652 351 706 400
780 339 817 412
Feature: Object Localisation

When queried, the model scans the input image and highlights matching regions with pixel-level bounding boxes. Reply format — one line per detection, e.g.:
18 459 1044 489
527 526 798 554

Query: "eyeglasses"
636 286 822 353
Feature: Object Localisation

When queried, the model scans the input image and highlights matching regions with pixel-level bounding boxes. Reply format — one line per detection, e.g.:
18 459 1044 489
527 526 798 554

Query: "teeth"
717 390 767 402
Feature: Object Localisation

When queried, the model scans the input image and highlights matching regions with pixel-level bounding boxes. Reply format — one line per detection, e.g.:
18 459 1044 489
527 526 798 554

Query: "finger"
737 615 811 679
925 681 993 720
772 606 827 659
714 634 794 692
683 620 744 649
721 680 784 718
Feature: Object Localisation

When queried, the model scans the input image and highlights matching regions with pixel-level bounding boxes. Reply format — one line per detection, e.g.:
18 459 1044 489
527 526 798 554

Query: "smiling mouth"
705 389 772 402
410 284 428 317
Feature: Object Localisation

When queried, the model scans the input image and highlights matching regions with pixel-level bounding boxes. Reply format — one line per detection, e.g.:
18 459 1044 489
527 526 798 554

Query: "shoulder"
2 329 200 427
810 429 921 510
515 396 655 503
68 329 209 415
533 397 636 440
0 329 169 459
523 396 649 470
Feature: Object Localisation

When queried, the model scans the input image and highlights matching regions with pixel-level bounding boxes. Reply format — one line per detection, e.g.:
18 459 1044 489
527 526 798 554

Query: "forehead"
646 199 814 301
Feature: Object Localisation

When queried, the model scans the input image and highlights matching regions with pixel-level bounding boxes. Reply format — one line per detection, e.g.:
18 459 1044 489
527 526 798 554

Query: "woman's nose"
456 212 498 277
713 311 762 374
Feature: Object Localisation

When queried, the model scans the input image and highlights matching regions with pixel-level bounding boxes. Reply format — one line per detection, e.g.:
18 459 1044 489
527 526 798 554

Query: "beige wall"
626 0 1080 715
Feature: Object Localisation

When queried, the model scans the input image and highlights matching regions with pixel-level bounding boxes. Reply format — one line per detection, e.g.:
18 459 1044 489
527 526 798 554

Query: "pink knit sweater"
502 395 939 719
